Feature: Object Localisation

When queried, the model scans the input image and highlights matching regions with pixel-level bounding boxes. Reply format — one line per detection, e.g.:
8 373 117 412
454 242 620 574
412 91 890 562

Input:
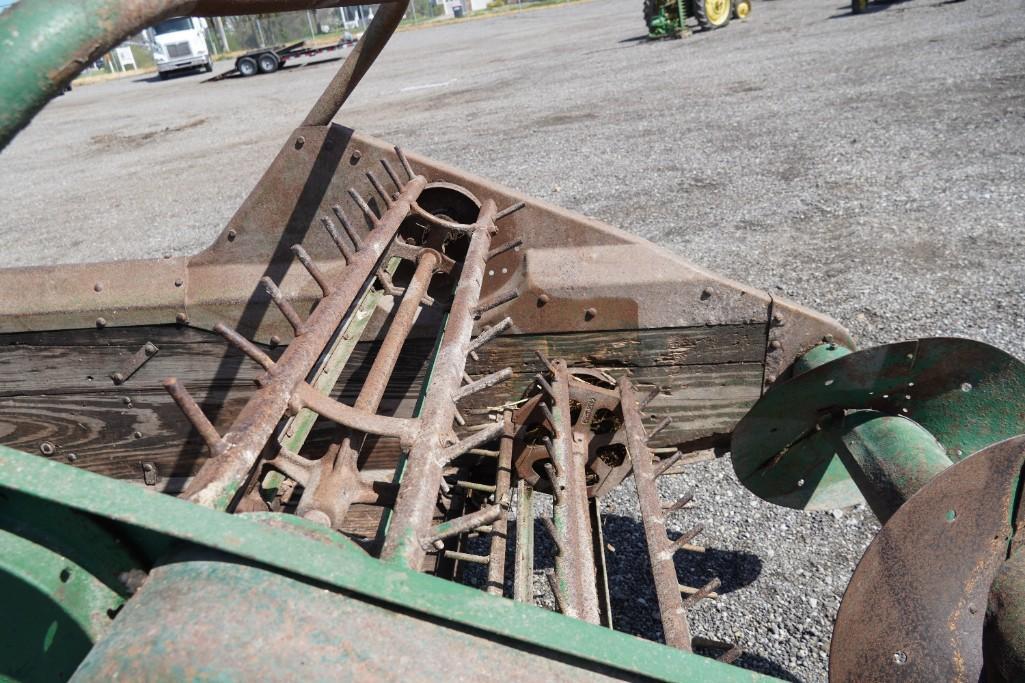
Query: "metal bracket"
110 342 159 385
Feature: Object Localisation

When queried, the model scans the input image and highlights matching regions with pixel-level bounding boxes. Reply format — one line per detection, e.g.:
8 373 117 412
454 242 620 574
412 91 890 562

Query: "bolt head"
769 340 782 350
350 150 362 164
111 372 125 384
40 441 55 456
66 452 78 463
95 317 107 328
133 431 143 439
584 307 597 320
144 343 157 355
122 396 132 405
227 229 237 241
537 293 550 306
94 282 103 292
294 136 305 150
175 312 188 324
174 278 183 287
269 335 282 347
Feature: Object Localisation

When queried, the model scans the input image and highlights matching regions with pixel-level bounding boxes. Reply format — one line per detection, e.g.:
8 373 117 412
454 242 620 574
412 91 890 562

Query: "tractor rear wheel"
694 0 733 29
735 0 751 19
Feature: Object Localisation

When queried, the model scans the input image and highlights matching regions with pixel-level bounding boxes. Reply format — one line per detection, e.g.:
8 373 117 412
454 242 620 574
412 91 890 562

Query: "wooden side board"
0 322 766 484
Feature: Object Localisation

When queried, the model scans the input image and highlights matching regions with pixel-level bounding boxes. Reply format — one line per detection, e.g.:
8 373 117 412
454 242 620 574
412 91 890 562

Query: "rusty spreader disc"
829 434 1025 682
731 338 1025 510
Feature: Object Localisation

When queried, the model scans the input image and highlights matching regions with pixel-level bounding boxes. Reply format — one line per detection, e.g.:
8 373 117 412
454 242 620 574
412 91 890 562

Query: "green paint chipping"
0 446 778 682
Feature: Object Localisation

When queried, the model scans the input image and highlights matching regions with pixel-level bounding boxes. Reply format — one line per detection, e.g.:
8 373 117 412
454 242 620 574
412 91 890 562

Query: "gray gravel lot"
3 0 1025 680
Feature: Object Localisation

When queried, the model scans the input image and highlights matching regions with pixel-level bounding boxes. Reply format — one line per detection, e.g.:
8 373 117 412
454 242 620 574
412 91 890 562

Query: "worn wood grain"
0 323 765 483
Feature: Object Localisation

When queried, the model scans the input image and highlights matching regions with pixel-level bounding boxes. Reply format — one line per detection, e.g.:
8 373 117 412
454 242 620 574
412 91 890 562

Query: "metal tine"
653 451 684 478
535 373 555 397
663 488 695 512
640 386 661 409
487 239 523 261
494 201 526 221
543 462 562 502
291 245 332 296
260 277 306 334
163 378 223 454
455 367 513 400
330 205 363 250
271 446 312 487
213 322 274 370
486 412 514 596
475 289 519 315
534 349 556 373
349 188 379 224
468 448 499 458
420 501 507 549
444 550 490 565
454 480 496 493
545 570 565 613
681 578 721 609
541 516 563 555
441 422 506 463
670 524 705 552
467 316 513 361
395 145 415 180
647 416 672 440
542 435 557 460
366 171 392 208
380 158 403 191
539 402 557 432
453 406 466 427
319 216 354 263
680 584 719 600
462 370 474 385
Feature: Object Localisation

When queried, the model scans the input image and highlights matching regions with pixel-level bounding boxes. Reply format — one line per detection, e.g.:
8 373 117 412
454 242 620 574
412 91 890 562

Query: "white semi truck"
151 17 212 79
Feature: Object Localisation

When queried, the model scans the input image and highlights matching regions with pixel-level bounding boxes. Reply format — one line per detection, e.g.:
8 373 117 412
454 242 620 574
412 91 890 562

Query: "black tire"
851 0 868 12
693 0 733 29
203 60 213 73
643 0 661 31
158 72 169 80
237 56 258 77
257 53 280 74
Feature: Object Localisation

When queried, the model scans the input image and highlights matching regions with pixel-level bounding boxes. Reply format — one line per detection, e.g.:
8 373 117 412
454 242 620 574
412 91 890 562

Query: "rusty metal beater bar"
544 360 601 624
621 377 716 651
295 249 442 527
485 412 514 595
379 199 503 570
165 167 428 511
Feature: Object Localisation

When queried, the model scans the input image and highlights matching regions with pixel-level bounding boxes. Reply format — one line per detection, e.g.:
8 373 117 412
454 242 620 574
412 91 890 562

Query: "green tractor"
645 0 751 38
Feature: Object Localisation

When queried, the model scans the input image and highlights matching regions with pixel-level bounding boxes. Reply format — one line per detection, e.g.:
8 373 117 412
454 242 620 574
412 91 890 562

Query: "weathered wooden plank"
0 323 765 482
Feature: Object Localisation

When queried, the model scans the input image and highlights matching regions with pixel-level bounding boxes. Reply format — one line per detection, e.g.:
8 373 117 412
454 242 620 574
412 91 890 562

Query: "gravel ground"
3 0 1025 680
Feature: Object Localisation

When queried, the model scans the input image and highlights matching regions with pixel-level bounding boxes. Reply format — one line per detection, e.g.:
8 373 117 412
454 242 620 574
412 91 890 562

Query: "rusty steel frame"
486 412 514 595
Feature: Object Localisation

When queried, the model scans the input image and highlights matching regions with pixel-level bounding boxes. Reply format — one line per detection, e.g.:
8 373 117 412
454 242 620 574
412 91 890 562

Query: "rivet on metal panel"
96 317 107 328
294 136 305 150
176 312 188 324
94 282 103 292
584 307 597 321
769 340 782 351
537 293 550 306
141 462 158 486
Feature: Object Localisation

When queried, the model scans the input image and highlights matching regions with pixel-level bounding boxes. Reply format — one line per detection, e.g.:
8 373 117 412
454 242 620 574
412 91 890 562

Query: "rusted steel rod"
291 384 419 444
296 251 441 527
174 174 427 511
486 412 514 596
621 377 693 651
302 0 409 127
379 199 501 570
420 501 507 550
513 479 535 603
547 359 601 624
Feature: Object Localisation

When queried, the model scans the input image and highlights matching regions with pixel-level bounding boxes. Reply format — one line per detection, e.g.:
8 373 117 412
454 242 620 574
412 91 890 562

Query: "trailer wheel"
693 0 732 29
258 53 280 74
237 57 258 77
734 0 751 19
851 0 868 12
